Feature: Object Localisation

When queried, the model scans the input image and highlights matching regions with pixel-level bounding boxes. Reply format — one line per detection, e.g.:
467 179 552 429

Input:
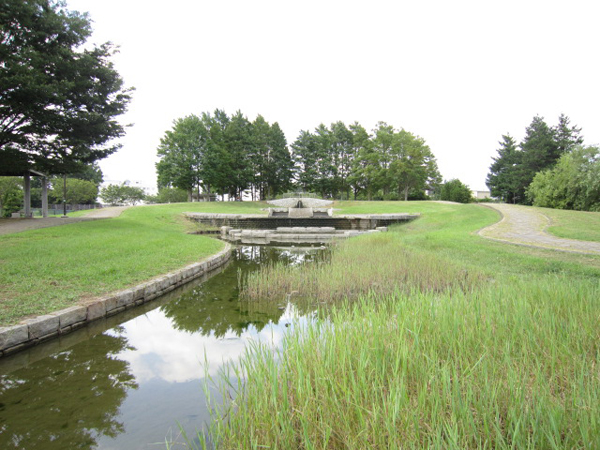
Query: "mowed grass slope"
208 202 600 449
0 202 266 326
535 206 600 242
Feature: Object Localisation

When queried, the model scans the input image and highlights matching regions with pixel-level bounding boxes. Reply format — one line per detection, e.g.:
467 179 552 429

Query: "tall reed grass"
201 203 600 449
240 232 485 303
208 276 600 449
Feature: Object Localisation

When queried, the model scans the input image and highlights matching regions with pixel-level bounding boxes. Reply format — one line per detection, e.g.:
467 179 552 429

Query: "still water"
0 245 322 449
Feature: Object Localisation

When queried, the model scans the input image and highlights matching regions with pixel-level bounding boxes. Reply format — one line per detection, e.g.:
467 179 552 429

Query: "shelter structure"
0 167 49 218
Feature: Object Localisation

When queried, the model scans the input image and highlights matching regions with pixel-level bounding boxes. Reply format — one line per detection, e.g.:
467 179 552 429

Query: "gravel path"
479 203 600 255
0 206 130 236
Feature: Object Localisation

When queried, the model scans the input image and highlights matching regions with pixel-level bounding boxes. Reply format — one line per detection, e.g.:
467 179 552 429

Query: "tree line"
156 110 443 202
485 114 599 210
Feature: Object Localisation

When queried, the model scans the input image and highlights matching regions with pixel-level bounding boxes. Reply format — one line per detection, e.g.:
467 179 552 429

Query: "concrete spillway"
184 213 419 231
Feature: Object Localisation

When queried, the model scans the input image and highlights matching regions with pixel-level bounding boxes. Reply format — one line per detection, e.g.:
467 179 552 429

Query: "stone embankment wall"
0 244 233 357
185 213 419 230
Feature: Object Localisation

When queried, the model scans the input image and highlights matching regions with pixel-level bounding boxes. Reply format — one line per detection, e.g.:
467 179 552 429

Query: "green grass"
0 202 267 326
204 201 600 449
532 206 600 242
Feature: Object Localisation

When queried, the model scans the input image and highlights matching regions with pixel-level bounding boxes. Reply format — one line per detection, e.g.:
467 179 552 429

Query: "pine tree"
486 134 520 203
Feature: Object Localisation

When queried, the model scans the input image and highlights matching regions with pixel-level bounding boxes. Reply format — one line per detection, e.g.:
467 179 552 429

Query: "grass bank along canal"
0 245 323 450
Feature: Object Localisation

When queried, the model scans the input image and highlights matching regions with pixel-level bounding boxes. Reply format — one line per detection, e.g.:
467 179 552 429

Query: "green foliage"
1 188 23 217
156 114 206 200
99 183 145 205
70 163 104 186
527 145 600 211
486 115 584 205
49 178 98 205
440 178 473 203
156 110 294 201
0 176 22 216
293 121 441 200
145 187 188 204
486 134 520 202
0 0 132 175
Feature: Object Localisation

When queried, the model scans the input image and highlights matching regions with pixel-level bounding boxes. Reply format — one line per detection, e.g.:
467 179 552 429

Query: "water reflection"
0 245 321 450
0 331 137 449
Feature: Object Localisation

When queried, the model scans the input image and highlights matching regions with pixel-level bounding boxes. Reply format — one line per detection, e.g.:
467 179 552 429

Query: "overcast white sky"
67 0 600 193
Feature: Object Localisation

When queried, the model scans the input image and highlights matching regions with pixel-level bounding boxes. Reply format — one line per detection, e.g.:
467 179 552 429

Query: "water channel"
0 245 323 449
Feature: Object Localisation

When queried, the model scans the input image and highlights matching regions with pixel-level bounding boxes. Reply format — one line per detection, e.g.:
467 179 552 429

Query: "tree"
49 178 98 204
348 123 377 200
486 134 521 203
389 129 440 201
511 116 561 204
330 121 355 199
156 115 206 201
145 187 188 204
372 122 396 195
0 176 22 216
100 184 123 205
201 110 233 198
292 130 320 194
265 122 293 199
121 185 145 205
440 179 473 203
554 113 584 154
527 145 600 211
0 0 133 175
71 163 104 186
224 111 253 199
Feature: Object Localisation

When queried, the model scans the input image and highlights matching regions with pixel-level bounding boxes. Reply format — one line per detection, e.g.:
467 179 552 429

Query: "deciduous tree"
0 0 132 175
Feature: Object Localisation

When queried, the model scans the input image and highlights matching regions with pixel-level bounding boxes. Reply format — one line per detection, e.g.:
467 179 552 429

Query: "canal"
0 245 322 449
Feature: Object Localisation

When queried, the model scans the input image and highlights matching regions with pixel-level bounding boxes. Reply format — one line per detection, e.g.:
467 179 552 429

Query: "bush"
1 190 23 217
440 179 473 203
156 187 188 203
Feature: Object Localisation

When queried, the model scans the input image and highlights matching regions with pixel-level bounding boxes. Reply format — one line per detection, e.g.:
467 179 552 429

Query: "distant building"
472 190 491 200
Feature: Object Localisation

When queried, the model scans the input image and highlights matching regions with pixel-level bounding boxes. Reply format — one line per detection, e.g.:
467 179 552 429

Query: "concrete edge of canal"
0 243 234 357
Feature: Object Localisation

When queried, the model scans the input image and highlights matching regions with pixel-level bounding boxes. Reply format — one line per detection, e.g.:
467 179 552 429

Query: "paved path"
0 206 130 236
479 203 600 255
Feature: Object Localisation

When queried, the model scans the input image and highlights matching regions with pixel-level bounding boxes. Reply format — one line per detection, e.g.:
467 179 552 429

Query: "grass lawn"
0 202 266 326
533 206 600 242
208 201 600 449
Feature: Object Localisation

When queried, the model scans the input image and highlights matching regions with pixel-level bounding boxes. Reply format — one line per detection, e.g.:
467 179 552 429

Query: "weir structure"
185 196 419 245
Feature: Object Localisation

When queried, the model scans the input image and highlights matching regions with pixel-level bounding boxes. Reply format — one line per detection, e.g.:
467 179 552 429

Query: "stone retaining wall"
0 244 233 357
186 213 419 230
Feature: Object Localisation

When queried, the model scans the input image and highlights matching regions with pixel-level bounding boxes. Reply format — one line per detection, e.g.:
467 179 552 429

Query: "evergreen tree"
267 122 293 198
292 130 320 194
554 113 584 154
486 134 521 203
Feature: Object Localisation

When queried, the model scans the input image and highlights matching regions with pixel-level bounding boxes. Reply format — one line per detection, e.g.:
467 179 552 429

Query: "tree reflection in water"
0 330 137 449
0 245 324 449
161 245 324 337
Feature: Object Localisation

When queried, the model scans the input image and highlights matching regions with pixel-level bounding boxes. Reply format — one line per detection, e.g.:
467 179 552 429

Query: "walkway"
0 206 130 236
479 203 600 255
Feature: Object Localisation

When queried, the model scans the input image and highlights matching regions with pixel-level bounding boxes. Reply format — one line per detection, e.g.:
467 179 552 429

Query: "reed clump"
209 277 600 449
240 232 486 303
